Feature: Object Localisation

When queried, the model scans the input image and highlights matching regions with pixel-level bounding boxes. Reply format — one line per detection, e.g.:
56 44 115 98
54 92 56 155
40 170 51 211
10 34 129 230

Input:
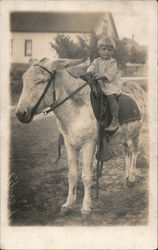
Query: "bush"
10 63 29 105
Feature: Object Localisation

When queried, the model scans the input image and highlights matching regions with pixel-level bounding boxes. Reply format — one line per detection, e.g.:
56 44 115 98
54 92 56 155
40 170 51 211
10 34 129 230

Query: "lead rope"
96 90 104 199
95 91 118 198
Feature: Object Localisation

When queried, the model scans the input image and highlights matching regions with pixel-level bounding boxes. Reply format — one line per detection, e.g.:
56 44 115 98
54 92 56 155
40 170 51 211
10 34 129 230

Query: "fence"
123 64 148 77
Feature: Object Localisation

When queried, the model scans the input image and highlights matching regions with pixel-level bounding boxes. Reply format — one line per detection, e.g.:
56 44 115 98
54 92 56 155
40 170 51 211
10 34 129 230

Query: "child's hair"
98 35 116 50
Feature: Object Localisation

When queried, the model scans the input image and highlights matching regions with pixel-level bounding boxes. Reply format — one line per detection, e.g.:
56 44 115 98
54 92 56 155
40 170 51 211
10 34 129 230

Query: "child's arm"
103 60 120 82
95 75 110 82
87 59 97 75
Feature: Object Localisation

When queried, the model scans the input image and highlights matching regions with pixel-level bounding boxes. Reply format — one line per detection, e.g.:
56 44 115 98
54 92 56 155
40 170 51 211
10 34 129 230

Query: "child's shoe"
105 117 119 132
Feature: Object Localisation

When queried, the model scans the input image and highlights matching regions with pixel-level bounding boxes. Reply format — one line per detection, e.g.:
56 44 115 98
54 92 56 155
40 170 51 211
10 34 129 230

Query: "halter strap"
38 65 56 102
31 65 56 115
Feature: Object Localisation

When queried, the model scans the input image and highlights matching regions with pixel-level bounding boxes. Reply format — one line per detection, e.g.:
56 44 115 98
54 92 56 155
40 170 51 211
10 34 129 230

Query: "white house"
10 12 119 64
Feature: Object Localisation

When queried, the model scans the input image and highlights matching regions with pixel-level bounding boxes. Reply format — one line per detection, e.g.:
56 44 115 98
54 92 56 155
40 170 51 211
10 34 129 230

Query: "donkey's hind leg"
124 139 137 186
128 134 140 182
61 142 78 211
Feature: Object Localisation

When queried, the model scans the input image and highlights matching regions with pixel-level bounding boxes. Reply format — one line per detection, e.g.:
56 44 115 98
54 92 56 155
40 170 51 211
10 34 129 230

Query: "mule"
16 57 146 216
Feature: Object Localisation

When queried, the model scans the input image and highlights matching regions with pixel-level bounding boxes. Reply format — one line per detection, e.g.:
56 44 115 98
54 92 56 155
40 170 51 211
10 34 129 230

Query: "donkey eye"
36 80 45 85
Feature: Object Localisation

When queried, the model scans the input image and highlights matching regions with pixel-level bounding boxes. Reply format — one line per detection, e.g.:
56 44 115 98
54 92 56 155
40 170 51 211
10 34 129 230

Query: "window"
25 40 32 56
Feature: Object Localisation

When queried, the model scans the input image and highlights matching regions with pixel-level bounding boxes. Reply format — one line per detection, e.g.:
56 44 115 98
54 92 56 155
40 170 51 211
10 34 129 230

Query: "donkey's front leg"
80 141 95 215
62 141 78 210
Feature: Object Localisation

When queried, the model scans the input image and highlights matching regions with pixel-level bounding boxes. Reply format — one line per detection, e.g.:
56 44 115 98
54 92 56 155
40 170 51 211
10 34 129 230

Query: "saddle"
81 75 141 162
56 75 141 163
90 86 141 129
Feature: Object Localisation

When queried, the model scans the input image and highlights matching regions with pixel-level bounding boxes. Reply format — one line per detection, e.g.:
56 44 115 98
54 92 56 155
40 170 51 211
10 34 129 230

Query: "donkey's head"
16 57 83 123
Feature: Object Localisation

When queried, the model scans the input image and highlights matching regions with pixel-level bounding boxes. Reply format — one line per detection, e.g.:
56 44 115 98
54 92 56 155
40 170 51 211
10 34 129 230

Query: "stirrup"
105 124 119 132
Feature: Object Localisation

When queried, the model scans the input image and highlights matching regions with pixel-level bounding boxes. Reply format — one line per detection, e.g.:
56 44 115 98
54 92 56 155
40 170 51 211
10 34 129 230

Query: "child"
87 35 121 132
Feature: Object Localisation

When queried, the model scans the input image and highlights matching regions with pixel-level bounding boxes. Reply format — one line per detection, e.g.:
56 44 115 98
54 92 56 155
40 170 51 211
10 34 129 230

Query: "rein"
44 81 89 114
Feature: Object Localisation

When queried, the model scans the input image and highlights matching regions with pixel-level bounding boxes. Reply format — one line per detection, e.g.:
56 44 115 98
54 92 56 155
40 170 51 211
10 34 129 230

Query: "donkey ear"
29 58 39 66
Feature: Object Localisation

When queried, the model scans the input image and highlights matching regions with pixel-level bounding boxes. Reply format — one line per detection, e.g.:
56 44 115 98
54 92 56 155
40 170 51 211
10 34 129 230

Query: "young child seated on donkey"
87 35 121 132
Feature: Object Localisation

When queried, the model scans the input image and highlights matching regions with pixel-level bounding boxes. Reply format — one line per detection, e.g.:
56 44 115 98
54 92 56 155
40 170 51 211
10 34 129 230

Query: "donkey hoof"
81 210 91 221
60 206 72 216
123 178 129 188
124 178 135 188
127 181 135 187
128 175 136 183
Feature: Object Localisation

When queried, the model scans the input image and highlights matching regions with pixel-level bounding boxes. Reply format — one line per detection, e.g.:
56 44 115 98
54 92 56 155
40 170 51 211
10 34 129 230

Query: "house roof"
10 12 104 33
109 13 119 40
10 12 118 38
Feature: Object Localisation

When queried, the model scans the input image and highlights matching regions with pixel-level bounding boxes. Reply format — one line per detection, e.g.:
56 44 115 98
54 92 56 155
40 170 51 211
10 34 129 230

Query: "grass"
9 108 149 226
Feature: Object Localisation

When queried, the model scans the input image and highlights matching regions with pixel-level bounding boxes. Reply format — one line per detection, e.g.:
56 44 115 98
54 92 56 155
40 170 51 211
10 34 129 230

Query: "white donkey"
16 58 146 216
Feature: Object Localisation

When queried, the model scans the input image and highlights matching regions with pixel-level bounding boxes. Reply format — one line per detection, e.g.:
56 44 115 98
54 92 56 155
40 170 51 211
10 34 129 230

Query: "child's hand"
86 71 94 77
94 75 105 80
94 75 109 82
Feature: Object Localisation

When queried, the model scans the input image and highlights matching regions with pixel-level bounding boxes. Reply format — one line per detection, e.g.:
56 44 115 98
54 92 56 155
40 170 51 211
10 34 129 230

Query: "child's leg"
106 94 119 132
107 95 119 117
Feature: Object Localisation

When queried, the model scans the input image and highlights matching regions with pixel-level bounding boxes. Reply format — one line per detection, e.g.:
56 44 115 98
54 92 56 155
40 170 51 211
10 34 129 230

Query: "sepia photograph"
0 0 157 249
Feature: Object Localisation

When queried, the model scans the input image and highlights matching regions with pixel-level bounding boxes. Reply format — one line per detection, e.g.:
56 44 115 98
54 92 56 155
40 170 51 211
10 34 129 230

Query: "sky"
113 13 149 46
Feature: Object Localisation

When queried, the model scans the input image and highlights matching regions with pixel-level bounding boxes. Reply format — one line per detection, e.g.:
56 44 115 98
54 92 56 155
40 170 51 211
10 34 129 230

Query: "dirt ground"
9 107 149 226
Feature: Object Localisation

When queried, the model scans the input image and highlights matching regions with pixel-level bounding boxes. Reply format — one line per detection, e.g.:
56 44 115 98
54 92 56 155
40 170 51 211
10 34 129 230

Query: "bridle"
31 64 89 116
31 64 56 116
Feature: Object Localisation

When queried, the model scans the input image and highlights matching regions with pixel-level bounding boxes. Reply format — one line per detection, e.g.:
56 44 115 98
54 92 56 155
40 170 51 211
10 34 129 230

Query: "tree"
87 32 99 60
129 46 147 64
50 34 89 59
113 39 130 69
50 34 147 69
50 33 100 61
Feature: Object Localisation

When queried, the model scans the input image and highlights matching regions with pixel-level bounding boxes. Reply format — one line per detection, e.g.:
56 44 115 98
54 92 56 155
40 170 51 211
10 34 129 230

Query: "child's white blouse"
87 57 121 95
